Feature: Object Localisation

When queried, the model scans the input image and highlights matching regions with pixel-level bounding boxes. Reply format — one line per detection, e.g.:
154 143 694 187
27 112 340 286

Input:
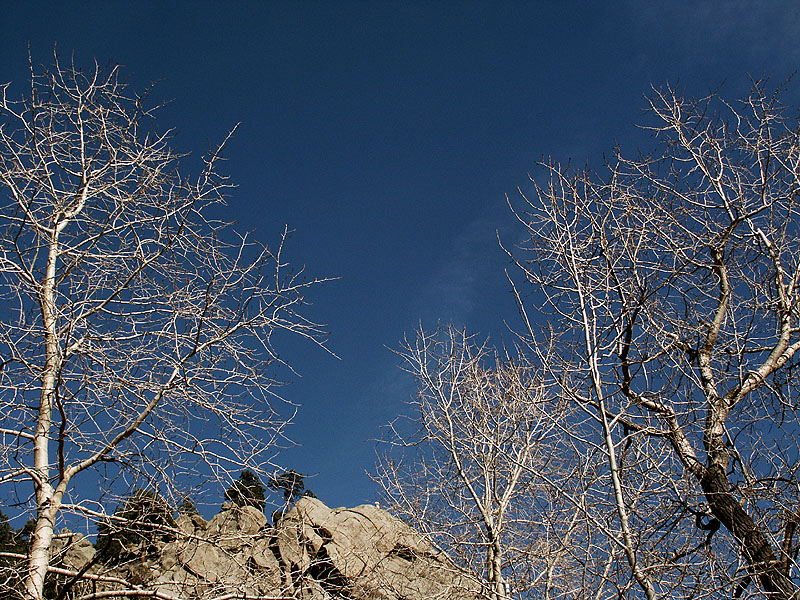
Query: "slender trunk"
566 226 658 600
24 235 62 600
596 398 657 600
486 535 507 600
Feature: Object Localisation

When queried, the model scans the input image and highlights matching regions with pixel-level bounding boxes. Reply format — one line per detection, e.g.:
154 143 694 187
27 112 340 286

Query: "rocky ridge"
50 497 483 600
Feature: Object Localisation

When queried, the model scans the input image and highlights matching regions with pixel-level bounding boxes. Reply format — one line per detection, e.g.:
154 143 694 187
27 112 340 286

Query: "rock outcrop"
53 498 483 600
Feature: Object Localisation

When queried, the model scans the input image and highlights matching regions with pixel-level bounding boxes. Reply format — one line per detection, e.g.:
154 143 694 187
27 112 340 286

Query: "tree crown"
224 470 267 511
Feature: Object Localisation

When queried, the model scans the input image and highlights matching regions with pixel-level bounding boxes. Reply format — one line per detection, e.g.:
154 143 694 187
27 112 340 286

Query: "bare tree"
0 56 327 600
507 81 800 599
374 325 583 600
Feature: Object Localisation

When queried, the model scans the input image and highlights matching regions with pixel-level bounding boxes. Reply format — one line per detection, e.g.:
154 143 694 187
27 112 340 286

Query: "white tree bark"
0 56 328 600
507 82 800 599
375 325 578 599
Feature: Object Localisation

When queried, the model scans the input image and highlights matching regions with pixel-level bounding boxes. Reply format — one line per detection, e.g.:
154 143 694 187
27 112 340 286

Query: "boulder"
175 513 208 536
108 503 275 598
276 497 482 600
50 531 96 571
94 498 482 600
206 503 266 551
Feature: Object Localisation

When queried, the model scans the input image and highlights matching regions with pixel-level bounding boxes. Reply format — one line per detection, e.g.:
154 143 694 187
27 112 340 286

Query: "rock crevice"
53 498 483 600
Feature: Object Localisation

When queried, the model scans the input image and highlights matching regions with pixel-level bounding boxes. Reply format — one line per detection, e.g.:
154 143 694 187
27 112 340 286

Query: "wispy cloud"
411 215 508 329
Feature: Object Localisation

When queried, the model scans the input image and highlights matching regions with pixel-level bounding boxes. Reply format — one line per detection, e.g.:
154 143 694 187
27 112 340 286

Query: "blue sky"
2 1 799 510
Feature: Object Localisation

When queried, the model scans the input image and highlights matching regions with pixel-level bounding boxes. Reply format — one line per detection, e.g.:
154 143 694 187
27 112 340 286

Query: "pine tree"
0 511 14 550
267 470 313 504
0 511 23 596
224 470 266 511
95 490 176 564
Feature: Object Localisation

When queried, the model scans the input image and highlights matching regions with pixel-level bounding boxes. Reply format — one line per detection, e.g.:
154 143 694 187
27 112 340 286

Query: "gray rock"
178 539 228 582
97 498 481 600
206 504 267 551
276 497 482 600
50 531 96 571
175 513 208 536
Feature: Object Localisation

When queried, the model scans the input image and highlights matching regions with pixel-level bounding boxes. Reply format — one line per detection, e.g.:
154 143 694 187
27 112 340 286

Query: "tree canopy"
224 470 267 511
95 489 176 565
0 55 326 600
380 82 800 600
268 470 314 504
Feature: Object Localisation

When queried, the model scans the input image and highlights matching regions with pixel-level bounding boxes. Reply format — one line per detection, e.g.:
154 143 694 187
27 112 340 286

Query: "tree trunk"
701 466 797 599
486 538 507 600
24 235 61 600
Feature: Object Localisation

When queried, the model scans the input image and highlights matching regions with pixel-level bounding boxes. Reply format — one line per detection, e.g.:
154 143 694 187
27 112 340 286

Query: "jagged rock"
206 503 266 551
277 497 482 600
251 537 281 571
50 531 96 571
178 539 230 582
175 512 208 536
93 499 482 600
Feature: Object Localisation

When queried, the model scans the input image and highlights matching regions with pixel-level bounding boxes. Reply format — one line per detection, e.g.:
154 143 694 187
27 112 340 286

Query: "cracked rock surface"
54 498 483 600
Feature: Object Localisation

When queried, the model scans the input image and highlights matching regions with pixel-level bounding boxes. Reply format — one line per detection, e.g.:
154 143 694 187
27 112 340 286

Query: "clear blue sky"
3 1 798 510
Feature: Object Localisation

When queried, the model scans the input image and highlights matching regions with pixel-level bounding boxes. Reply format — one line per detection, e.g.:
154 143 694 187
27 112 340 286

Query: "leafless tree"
374 325 588 600
507 81 800 599
0 56 327 600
